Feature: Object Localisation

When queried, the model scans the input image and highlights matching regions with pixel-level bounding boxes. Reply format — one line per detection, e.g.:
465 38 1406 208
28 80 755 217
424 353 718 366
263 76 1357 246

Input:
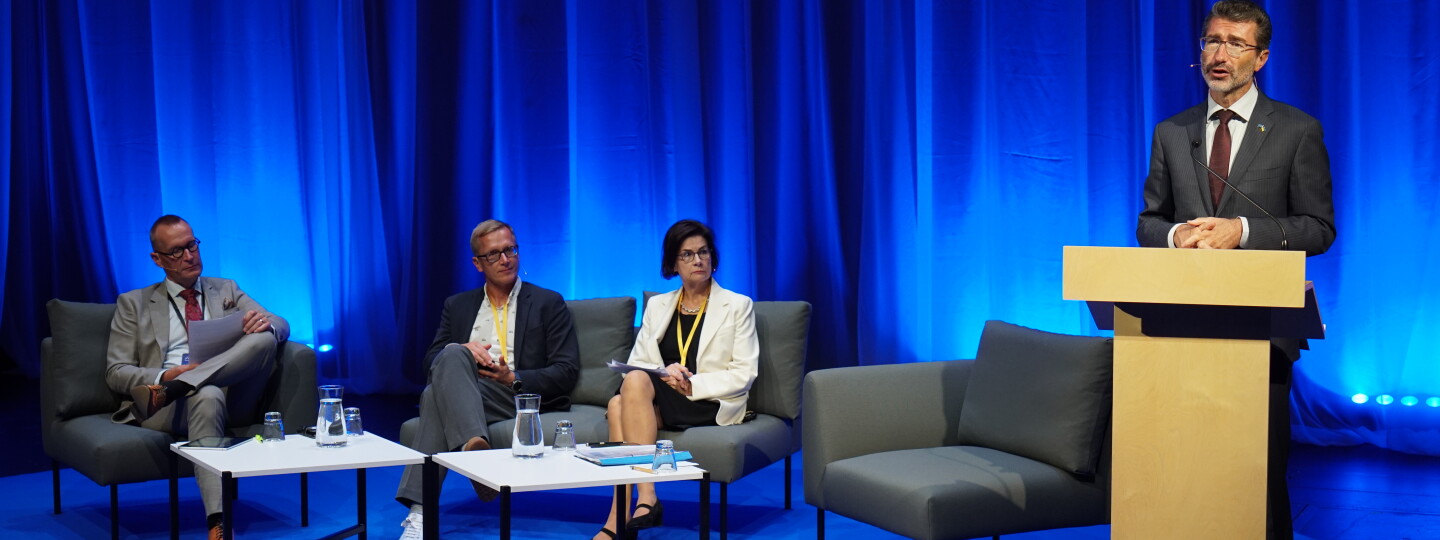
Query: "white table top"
434 447 707 493
172 433 425 478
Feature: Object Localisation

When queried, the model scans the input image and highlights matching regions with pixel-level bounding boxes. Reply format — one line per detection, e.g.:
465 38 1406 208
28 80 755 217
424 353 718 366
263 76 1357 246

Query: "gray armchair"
656 300 810 538
42 299 317 540
804 320 1113 539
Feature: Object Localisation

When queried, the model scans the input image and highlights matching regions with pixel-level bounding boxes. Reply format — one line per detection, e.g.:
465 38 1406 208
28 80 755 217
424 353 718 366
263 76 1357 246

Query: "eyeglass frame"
475 245 520 264
155 239 201 260
677 248 712 263
1199 37 1260 57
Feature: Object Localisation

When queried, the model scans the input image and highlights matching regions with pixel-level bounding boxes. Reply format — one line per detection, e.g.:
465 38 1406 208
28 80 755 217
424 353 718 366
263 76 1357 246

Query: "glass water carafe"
512 393 543 458
316 385 347 447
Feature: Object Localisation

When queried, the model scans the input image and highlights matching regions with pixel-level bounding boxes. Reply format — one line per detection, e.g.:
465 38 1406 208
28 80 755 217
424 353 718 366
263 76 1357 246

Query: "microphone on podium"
1190 140 1289 251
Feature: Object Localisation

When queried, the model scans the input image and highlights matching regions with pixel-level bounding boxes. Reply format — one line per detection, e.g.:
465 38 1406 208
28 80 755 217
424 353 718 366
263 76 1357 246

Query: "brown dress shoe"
208 523 226 540
129 384 167 422
462 437 500 502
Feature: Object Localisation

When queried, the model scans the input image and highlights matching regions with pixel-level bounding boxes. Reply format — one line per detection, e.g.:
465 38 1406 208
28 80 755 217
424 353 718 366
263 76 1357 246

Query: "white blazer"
627 280 759 426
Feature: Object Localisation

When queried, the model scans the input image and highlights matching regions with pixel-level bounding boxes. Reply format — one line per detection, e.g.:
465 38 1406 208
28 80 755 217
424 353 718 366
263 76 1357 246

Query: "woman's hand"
661 364 694 396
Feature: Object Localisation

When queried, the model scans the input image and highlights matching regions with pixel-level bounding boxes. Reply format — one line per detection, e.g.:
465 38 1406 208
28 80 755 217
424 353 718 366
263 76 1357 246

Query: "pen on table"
631 465 658 474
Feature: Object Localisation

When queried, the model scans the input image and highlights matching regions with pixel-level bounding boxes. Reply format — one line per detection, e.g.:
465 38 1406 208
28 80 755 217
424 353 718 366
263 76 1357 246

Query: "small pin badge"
1258 124 1267 132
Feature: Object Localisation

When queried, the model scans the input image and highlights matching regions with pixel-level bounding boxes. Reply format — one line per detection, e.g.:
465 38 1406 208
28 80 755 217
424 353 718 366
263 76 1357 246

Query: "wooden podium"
1062 246 1324 539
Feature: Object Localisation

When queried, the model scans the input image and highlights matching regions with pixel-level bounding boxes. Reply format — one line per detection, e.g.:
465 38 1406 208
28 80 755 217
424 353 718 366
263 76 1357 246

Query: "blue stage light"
1401 396 1419 406
1428 398 1440 408
318 344 334 353
1351 393 1369 404
1377 394 1395 405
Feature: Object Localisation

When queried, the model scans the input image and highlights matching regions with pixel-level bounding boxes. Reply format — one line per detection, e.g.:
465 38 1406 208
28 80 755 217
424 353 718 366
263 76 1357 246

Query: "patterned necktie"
1208 109 1239 209
178 289 203 322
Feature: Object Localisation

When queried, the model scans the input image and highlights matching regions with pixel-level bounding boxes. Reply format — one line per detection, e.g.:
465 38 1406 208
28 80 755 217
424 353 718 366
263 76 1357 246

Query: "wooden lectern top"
1061 246 1305 308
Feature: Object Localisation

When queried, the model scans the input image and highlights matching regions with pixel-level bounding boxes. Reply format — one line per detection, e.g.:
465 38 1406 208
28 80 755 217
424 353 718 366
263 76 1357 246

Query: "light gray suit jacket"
104 277 289 423
1137 90 1336 256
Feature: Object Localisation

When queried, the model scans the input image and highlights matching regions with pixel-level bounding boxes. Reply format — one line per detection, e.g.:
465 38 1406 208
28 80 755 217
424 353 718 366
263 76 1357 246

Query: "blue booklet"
575 444 692 466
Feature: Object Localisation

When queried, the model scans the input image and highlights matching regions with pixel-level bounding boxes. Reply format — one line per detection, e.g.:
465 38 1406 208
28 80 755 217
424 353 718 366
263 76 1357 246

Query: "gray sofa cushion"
46 299 121 420
748 301 810 420
822 446 1107 540
49 414 195 485
659 414 793 483
956 320 1113 476
565 296 636 407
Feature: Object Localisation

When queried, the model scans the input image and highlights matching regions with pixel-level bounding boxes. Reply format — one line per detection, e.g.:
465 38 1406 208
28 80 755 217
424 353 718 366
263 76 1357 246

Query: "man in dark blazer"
393 219 580 536
1135 2 1335 539
105 215 288 540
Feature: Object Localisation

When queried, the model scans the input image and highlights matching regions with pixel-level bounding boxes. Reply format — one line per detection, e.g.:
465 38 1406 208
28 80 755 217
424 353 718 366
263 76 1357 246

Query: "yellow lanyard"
674 290 707 369
489 299 509 363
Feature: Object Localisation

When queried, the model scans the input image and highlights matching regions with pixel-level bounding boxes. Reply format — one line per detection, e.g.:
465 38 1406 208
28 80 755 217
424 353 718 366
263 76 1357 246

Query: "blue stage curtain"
4 1 1439 453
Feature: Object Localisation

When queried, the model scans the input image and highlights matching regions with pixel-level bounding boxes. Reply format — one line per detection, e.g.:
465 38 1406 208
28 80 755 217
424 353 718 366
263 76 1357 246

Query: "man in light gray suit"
1135 2 1335 538
105 214 288 540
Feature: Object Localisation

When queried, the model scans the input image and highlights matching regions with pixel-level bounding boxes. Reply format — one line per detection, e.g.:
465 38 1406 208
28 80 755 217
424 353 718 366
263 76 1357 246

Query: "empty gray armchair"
41 299 317 540
804 320 1113 540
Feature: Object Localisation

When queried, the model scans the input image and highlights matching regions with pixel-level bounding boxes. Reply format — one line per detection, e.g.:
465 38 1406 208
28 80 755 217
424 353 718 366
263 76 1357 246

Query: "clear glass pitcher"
512 393 544 458
316 385 347 447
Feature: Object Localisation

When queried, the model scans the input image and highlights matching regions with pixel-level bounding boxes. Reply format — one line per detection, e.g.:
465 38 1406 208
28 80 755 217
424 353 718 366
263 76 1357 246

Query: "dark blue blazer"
424 282 580 411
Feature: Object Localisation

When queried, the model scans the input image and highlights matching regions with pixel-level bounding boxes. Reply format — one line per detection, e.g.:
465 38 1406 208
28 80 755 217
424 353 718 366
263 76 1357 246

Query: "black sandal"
596 528 616 539
628 501 664 530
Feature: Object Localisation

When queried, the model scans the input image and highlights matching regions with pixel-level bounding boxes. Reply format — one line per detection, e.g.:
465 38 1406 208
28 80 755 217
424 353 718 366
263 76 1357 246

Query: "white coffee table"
431 447 710 539
172 433 426 539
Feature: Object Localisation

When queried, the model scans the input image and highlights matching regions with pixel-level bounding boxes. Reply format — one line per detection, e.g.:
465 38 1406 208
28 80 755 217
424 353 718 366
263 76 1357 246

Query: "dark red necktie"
1208 109 1239 209
178 289 203 322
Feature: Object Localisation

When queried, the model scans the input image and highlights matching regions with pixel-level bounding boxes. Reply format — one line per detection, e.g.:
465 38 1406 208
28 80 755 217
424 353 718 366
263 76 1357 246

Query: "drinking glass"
344 407 364 439
652 440 677 472
262 412 285 442
512 393 544 458
553 420 576 451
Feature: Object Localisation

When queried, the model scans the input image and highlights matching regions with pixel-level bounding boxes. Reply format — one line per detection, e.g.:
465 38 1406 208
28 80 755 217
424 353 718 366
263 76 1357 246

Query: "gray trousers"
395 344 516 507
142 332 277 516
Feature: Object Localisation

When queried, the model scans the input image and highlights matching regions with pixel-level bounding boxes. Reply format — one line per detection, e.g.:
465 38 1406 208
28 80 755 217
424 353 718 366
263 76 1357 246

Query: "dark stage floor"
9 378 1440 538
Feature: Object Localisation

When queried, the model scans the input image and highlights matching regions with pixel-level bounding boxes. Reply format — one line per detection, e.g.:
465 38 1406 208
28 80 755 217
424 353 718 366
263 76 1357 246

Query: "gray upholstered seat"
658 300 810 537
42 299 317 540
804 321 1112 540
821 446 1107 539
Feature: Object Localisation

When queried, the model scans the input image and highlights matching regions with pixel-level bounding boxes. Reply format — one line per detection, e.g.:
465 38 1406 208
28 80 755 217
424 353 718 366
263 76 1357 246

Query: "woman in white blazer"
593 219 759 540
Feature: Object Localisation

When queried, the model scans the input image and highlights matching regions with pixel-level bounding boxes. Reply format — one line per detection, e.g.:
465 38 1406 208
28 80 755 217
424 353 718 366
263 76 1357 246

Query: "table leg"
169 452 179 540
301 472 310 527
500 486 512 540
700 473 711 539
222 472 235 540
720 482 728 540
357 468 367 540
615 484 628 540
422 457 438 539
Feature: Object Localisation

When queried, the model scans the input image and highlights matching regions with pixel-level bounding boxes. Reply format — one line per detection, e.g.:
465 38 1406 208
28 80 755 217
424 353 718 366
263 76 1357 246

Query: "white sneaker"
399 511 424 540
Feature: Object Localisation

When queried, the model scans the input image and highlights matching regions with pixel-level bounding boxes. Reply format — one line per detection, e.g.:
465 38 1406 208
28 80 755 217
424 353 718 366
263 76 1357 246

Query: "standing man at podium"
1136 2 1336 538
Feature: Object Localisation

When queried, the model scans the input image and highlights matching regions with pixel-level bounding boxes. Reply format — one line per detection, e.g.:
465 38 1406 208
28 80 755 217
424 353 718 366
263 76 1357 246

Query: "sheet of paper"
605 359 669 377
187 311 247 364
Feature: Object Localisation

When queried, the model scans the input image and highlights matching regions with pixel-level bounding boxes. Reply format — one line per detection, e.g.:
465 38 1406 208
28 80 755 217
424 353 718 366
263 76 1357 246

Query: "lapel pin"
1258 124 1267 132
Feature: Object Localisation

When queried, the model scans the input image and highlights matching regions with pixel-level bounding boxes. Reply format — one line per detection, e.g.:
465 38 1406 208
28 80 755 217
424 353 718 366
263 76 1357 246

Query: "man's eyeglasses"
476 245 520 264
678 248 712 263
1200 37 1259 57
156 240 201 260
